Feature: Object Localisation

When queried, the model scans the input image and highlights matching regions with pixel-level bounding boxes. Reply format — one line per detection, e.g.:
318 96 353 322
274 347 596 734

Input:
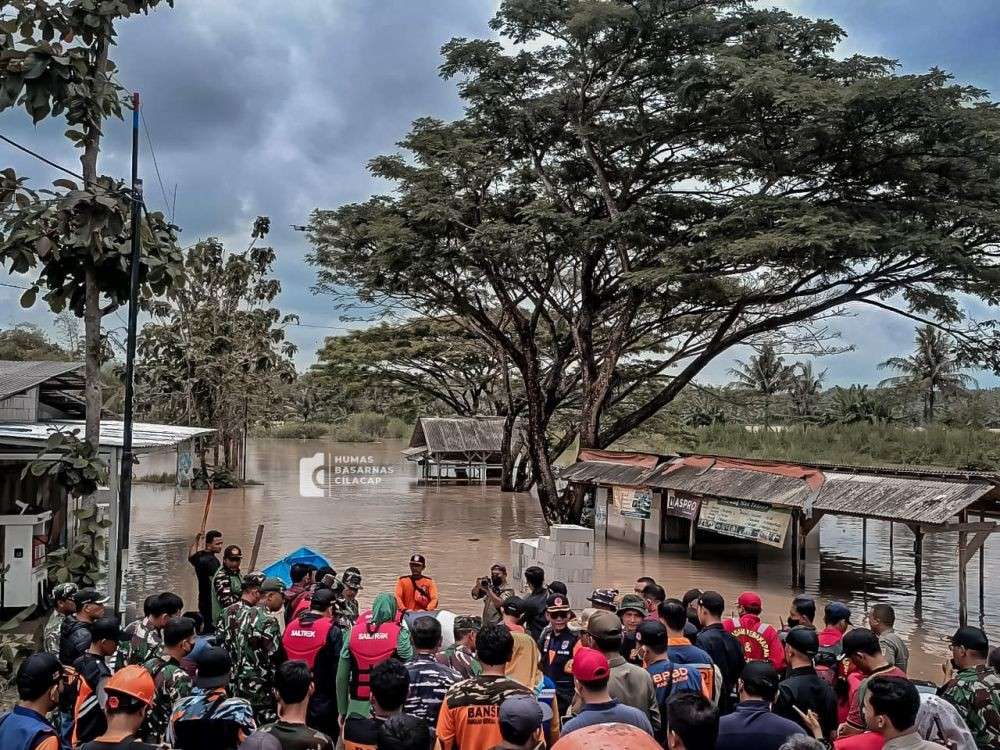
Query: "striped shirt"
404 654 461 727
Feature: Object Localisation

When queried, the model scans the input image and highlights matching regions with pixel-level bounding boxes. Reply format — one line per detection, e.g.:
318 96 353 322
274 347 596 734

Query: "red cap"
572 647 610 681
737 591 762 609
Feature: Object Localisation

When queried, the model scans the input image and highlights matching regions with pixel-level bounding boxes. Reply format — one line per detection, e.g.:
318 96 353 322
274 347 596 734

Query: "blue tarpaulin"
261 547 331 586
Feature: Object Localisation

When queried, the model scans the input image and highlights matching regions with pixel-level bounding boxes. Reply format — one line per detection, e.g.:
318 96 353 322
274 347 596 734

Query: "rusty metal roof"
0 361 83 401
558 460 657 487
407 416 524 457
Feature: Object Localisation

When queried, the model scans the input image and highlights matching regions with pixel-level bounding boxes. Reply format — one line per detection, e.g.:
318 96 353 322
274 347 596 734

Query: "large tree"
310 0 1000 523
727 343 794 428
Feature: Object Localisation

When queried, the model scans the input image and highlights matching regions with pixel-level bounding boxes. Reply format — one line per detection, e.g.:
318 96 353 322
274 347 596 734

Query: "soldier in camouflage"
437 615 483 679
220 574 285 725
335 568 363 629
43 583 77 655
211 544 244 623
939 626 1000 750
122 593 170 666
141 615 196 742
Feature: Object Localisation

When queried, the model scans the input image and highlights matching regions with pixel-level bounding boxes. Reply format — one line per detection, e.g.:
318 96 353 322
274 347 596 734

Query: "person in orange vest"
394 554 438 613
723 592 785 672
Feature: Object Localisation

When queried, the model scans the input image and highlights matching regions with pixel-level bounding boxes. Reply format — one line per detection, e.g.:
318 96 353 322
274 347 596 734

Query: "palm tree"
827 385 899 426
728 343 795 429
878 325 976 423
788 362 827 420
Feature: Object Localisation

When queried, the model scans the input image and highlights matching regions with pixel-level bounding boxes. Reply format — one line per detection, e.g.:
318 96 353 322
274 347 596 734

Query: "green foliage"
0 322 69 360
254 422 330 440
827 385 900 426
22 427 108 497
328 412 409 442
45 504 110 588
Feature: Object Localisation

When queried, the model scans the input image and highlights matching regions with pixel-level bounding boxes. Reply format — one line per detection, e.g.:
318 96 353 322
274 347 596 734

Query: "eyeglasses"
549 612 570 619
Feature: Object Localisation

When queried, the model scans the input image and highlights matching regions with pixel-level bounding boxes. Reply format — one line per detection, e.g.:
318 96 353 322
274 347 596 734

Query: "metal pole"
980 511 987 626
114 91 142 616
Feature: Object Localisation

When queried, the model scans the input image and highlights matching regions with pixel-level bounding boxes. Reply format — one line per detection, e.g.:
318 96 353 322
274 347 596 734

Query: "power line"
0 133 131 200
0 280 31 291
140 111 172 221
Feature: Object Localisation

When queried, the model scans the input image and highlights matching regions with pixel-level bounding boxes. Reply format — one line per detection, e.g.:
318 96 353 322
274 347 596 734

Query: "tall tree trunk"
927 388 936 423
500 412 517 492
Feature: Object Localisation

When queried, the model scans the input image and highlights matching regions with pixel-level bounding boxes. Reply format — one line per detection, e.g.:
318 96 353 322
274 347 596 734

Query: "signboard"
176 444 193 486
663 491 700 520
612 486 653 520
697 498 791 549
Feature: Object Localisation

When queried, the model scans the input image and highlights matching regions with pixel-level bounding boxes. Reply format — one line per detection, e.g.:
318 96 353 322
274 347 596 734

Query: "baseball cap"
312 588 336 608
636 620 667 650
223 545 242 560
410 554 426 565
260 577 286 593
342 570 363 589
241 572 265 590
454 615 483 633
950 626 989 653
546 593 571 613
587 588 619 608
105 664 155 706
499 694 545 739
195 646 232 689
502 597 525 617
572 647 611 681
617 593 646 616
698 591 725 612
16 653 63 697
587 611 623 639
825 601 852 624
91 616 128 643
73 588 108 608
785 626 820 658
52 582 78 602
741 660 780 697
737 591 762 609
491 563 507 573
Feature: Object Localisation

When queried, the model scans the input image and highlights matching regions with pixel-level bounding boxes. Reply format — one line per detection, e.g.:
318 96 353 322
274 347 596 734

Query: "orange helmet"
104 665 155 707
553 724 663 750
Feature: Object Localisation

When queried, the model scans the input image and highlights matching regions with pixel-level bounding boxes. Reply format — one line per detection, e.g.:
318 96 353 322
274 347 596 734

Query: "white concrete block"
550 524 594 543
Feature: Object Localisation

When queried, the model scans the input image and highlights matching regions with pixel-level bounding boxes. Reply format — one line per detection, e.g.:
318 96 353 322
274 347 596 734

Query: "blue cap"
825 601 852 624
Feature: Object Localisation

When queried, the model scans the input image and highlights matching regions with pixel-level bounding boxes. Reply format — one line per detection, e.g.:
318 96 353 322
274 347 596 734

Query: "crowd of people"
2 530 1000 750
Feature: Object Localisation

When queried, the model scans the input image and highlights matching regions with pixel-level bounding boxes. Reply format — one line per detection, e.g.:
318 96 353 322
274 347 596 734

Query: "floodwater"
128 438 999 681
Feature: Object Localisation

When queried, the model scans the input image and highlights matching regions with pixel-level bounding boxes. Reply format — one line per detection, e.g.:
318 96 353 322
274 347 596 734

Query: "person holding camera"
471 563 515 627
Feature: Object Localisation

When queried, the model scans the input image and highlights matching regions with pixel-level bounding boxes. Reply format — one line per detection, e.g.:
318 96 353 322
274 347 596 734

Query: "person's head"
634 576 656 595
408 553 426 577
223 545 243 571
779 737 827 750
90 616 126 657
490 563 507 586
545 594 572 633
241 573 263 605
586 611 624 655
163 616 197 658
823 601 852 633
16 653 64 711
586 588 618 613
73 589 108 622
682 589 702 627
498 694 545 749
274 660 312 709
501 597 525 626
863 676 921 738
737 591 763 616
476 623 515 668
103 665 155 728
194 647 231 690
181 610 205 634
548 580 568 596
310 588 336 615
260 577 287 613
160 592 184 617
453 615 482 649
784 626 819 668
289 563 316 586
642 583 666 614
658 599 689 635
144 594 170 628
842 628 885 674
411 615 443 652
868 603 895 635
697 591 725 626
572 647 611 698
52 582 78 615
666 691 719 750
377 713 433 750
637 619 668 659
949 626 989 670
524 566 544 591
342 568 363 598
739 661 780 702
205 529 223 553
617 594 646 633
788 595 816 628
370 659 410 716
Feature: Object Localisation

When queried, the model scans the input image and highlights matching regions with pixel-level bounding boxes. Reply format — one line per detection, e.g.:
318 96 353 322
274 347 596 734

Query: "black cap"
825 601 852 624
741 660 780 698
312 588 336 609
91 616 127 643
499 695 545 737
195 646 232 689
546 593 571 612
698 590 725 612
785 626 819 658
636 619 667 650
73 588 108 608
223 545 242 560
502 596 524 617
950 626 989 654
16 652 63 698
410 554 426 565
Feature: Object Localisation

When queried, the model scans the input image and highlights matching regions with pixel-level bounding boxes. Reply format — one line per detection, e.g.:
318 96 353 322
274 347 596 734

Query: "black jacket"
774 666 839 740
59 616 93 666
695 622 745 713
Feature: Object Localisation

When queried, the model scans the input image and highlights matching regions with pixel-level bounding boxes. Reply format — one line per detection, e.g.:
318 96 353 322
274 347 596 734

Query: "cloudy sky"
2 0 999 385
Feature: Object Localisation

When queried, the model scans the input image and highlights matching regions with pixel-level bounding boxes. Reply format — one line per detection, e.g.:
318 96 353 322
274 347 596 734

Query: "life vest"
282 612 334 669
71 657 107 746
0 706 65 750
728 617 772 663
348 610 401 701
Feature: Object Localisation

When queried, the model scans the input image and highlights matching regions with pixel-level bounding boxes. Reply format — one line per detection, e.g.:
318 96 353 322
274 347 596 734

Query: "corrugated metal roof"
558 461 657 487
408 417 524 456
0 361 83 400
0 420 213 450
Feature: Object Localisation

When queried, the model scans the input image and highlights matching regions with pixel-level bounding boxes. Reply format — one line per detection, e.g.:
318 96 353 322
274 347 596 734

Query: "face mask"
787 616 802 628
491 575 503 587
951 657 961 670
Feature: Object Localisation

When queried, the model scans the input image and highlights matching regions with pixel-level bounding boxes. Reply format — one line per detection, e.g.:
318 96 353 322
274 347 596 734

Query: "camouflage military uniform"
939 664 1000 750
141 653 193 742
43 609 66 655
212 566 243 622
122 616 163 666
335 596 360 629
220 602 282 724
436 642 482 680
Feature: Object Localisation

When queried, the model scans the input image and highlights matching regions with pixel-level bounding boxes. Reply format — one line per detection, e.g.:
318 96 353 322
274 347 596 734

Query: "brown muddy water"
128 438 999 681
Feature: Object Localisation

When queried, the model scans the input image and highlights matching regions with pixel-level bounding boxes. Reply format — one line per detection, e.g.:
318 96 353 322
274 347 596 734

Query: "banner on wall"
612 485 653 520
696 498 791 548
663 491 700 520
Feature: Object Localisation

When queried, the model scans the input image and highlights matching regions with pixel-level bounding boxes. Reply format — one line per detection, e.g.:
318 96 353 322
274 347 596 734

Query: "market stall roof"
0 361 84 400
0 420 213 451
406 416 524 457
558 460 657 487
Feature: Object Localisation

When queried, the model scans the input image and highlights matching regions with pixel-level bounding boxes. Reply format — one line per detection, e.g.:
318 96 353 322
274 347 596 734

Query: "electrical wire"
140 111 172 221
0 133 131 199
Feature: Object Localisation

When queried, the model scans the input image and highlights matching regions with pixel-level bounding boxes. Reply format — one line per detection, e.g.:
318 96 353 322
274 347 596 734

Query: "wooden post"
248 523 265 571
791 512 800 588
980 511 986 624
913 526 924 602
640 519 646 550
688 515 697 560
959 510 969 627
